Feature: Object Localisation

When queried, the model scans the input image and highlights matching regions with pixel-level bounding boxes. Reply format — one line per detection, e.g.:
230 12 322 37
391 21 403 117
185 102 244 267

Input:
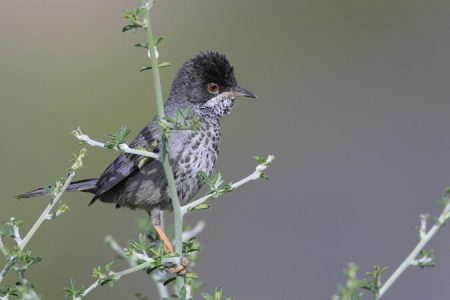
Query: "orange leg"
153 225 189 274
154 224 175 253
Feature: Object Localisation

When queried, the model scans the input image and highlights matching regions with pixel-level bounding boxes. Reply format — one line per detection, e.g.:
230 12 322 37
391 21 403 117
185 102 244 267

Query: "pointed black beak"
232 87 257 98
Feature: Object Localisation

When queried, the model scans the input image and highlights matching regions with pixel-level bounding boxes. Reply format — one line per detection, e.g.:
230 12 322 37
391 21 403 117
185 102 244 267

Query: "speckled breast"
172 122 221 205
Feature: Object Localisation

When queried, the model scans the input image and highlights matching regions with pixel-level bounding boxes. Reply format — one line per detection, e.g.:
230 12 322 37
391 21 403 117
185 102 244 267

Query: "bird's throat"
198 94 235 118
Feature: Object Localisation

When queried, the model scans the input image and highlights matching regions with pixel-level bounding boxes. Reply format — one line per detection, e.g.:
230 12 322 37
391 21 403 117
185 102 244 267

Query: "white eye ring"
207 83 219 94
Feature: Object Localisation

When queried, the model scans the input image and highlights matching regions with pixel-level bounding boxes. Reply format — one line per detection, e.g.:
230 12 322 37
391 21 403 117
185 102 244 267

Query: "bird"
17 51 256 255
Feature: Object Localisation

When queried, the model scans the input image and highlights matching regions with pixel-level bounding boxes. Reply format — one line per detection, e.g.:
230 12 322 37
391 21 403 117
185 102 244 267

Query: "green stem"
0 259 14 283
75 261 154 300
0 239 7 258
181 168 261 215
181 155 274 215
144 3 184 292
378 203 450 298
116 260 153 278
0 170 77 285
20 172 76 250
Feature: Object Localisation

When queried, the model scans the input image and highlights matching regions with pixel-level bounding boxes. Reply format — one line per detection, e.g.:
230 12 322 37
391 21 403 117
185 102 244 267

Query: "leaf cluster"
92 262 118 287
70 147 88 172
254 155 275 180
123 5 169 72
0 218 23 241
0 218 42 298
122 7 145 32
415 249 435 268
359 265 388 298
105 124 131 150
199 171 233 198
0 285 22 298
201 287 233 300
47 203 70 220
332 263 388 300
140 61 170 72
64 279 84 298
159 107 200 133
136 140 159 169
126 232 177 273
183 238 200 255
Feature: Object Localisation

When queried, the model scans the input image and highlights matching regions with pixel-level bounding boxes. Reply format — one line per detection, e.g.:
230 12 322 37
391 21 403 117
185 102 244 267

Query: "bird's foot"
153 225 189 274
168 257 189 275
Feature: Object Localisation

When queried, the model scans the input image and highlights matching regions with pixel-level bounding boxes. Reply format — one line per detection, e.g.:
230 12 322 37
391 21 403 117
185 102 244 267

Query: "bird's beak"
232 87 257 98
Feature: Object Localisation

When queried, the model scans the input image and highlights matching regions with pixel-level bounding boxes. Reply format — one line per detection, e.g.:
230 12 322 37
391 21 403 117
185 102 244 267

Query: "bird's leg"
153 224 175 253
154 225 189 274
148 209 188 274
149 208 174 252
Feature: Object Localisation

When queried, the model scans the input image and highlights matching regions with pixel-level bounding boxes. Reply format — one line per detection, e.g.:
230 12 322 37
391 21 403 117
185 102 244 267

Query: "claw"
153 225 189 274
168 257 189 274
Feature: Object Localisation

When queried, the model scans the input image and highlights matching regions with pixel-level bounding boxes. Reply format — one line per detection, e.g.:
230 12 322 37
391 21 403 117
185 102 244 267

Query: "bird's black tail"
16 178 98 199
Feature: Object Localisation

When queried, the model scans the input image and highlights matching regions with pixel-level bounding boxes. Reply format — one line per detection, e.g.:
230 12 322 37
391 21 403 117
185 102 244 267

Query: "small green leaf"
135 43 148 49
122 8 144 32
135 293 148 300
16 249 41 266
179 287 187 300
105 261 114 272
0 286 22 297
260 172 269 180
254 154 275 166
12 218 24 227
254 156 267 165
145 264 162 274
140 62 170 72
122 24 142 32
202 293 214 300
189 203 210 212
64 279 84 298
198 171 210 183
138 157 150 169
0 223 15 238
163 277 177 286
92 266 103 280
140 66 153 72
134 7 145 17
100 277 116 287
215 287 223 300
105 124 131 149
183 237 201 254
155 36 165 46
360 265 388 297
158 62 171 68
416 249 435 268
184 272 198 279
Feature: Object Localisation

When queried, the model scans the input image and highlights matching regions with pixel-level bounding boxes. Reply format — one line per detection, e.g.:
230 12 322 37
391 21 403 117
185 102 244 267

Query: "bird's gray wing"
90 124 159 202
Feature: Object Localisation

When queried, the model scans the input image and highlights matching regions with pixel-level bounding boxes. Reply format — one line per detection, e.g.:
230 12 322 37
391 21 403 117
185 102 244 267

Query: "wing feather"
91 124 158 202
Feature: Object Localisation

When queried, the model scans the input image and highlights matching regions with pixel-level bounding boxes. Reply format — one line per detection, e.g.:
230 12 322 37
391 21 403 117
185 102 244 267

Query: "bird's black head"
168 51 256 118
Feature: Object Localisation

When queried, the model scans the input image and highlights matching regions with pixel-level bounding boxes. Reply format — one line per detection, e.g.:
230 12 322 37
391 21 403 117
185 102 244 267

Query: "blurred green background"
2 0 450 299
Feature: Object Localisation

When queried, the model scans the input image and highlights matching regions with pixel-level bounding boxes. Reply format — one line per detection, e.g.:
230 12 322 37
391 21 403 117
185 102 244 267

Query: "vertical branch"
143 1 184 291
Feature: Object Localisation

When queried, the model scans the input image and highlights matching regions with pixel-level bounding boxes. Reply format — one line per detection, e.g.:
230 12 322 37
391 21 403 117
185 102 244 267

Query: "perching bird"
17 51 256 252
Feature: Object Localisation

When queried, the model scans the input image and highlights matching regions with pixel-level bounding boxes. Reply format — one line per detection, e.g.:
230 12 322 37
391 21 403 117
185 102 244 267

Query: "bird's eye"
207 83 219 94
